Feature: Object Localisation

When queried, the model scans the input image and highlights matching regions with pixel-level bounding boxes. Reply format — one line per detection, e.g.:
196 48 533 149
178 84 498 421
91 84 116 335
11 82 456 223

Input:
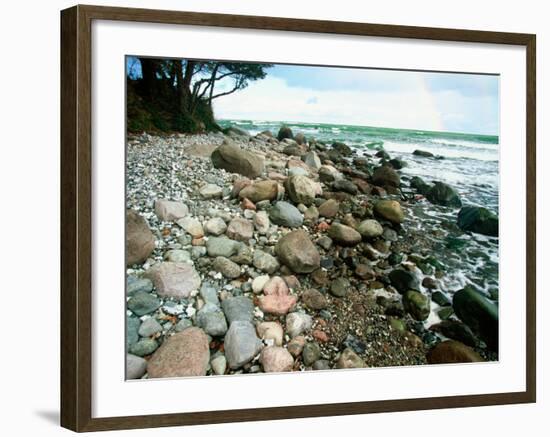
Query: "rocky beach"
125 125 499 380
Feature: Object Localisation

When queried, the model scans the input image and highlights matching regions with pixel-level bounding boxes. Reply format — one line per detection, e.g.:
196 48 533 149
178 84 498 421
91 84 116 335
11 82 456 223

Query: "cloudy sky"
214 64 499 135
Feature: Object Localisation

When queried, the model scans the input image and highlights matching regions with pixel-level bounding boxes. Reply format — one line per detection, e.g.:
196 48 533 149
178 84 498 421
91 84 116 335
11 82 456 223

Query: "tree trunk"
139 58 156 100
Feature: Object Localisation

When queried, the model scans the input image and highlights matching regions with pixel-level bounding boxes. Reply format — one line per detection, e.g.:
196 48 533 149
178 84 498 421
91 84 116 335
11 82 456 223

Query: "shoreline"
125 126 499 379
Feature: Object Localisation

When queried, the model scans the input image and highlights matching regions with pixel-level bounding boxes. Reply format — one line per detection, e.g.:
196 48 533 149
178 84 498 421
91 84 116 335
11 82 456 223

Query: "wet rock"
422 277 438 290
430 320 478 347
238 180 279 203
403 290 431 321
301 288 328 310
328 223 362 246
332 141 352 156
224 321 263 369
206 237 239 258
389 269 420 293
277 126 294 141
127 292 161 316
147 328 210 377
389 158 406 170
126 354 147 379
336 348 365 369
427 182 462 207
330 277 350 298
154 200 189 221
432 291 451 306
318 199 339 218
410 176 431 195
453 286 498 351
427 340 484 364
145 262 201 299
126 210 155 266
413 149 434 158
226 218 254 242
211 141 264 178
285 175 317 206
221 296 254 324
269 201 303 227
457 206 499 237
374 200 404 224
302 342 321 366
260 346 294 372
357 219 383 239
285 312 313 338
372 165 400 187
275 230 321 273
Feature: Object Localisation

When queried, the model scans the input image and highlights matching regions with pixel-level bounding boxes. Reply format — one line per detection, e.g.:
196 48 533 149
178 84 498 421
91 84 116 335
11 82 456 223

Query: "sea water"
219 120 499 301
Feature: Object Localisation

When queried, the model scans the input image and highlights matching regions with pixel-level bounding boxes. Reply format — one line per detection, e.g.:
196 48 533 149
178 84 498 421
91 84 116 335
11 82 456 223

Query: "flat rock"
145 262 201 299
224 321 263 369
127 276 153 295
269 201 303 228
154 199 189 221
206 237 239 258
147 328 210 378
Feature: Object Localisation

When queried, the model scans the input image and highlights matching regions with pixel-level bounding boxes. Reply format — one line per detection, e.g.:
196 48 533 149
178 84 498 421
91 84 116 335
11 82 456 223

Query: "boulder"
427 182 462 207
275 230 321 273
269 201 303 227
224 321 263 369
430 320 478 347
453 286 498 351
403 290 431 321
328 223 362 246
372 165 400 188
277 126 294 141
389 269 420 293
211 141 264 178
260 346 294 372
374 200 405 224
357 219 383 239
413 149 434 158
154 200 189 222
457 206 499 237
410 176 431 195
238 180 279 203
285 175 317 206
427 340 484 364
303 151 321 170
126 209 155 266
144 262 201 299
332 141 352 156
147 328 210 378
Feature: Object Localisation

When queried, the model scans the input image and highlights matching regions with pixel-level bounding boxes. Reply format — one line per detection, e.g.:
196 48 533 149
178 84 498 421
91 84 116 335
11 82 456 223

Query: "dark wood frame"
60 4 536 432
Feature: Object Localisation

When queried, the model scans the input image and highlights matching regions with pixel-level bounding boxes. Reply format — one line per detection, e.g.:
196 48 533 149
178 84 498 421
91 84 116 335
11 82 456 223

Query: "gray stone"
145 262 201 299
302 342 321 366
200 184 223 199
221 296 254 324
196 303 228 336
213 256 241 279
204 217 227 236
200 282 220 306
164 249 192 263
253 250 280 274
206 237 240 258
330 278 350 298
127 292 161 316
303 151 321 170
224 321 263 369
138 317 162 337
269 201 304 228
126 276 153 295
129 338 158 356
126 354 147 379
175 318 193 332
285 312 313 338
126 316 141 348
427 182 462 208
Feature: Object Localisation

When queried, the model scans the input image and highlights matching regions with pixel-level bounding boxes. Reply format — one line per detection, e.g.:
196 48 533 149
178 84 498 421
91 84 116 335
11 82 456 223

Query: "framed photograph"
60 4 536 432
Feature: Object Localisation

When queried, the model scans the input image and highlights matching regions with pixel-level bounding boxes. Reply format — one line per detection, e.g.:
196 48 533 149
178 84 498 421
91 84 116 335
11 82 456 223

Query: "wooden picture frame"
60 4 536 432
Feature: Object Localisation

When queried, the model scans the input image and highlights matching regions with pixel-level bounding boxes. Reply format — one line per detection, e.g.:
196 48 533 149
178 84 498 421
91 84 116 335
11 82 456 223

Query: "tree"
128 57 271 133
